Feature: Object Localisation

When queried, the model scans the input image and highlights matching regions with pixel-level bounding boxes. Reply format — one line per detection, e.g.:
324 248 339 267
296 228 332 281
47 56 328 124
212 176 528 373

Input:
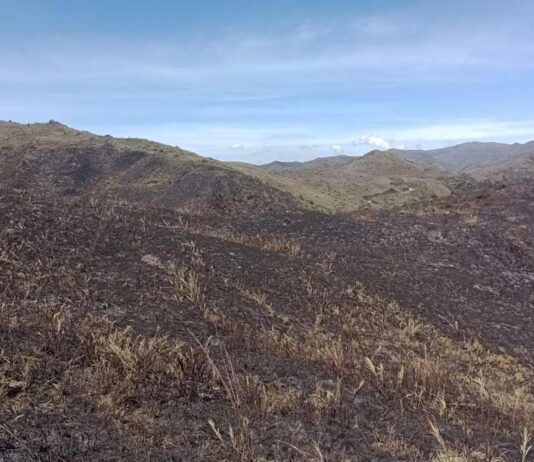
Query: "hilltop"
0 121 296 214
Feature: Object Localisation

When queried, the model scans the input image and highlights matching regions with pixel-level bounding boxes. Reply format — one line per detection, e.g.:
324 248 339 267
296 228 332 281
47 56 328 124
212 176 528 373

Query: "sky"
1 0 534 163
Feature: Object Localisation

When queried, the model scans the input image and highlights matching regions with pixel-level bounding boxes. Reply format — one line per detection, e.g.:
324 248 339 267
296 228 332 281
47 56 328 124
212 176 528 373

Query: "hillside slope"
394 141 534 174
1 121 460 214
468 151 534 181
262 155 355 172
0 121 296 213
1 182 533 460
235 150 452 212
3 121 532 215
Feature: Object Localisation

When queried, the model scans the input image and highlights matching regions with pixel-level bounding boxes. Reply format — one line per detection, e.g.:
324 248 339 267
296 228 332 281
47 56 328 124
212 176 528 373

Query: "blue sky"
1 0 534 163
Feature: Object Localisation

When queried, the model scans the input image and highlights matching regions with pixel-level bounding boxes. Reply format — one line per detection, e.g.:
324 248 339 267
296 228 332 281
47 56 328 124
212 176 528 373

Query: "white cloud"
229 143 245 150
331 144 343 154
358 135 391 150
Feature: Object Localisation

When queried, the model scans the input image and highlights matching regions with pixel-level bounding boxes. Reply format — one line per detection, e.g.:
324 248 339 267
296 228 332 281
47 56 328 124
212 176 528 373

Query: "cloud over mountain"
358 135 391 150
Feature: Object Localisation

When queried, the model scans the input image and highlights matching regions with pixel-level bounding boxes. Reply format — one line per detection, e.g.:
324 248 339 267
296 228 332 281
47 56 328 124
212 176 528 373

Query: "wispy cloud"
2 3 534 87
389 120 534 143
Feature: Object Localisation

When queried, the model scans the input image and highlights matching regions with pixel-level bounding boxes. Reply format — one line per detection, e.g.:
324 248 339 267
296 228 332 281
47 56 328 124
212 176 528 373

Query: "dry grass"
464 214 480 227
166 262 205 308
5 288 524 461
2 245 533 460
2 189 533 460
181 222 301 256
0 302 224 459
233 293 534 460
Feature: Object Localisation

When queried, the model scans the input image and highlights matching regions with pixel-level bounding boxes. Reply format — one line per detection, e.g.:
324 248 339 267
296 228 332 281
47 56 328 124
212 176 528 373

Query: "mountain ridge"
257 140 534 174
0 120 297 214
2 120 533 214
391 140 534 173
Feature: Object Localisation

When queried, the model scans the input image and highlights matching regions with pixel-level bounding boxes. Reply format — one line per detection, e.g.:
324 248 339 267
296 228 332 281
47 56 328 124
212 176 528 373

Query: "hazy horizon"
2 1 534 163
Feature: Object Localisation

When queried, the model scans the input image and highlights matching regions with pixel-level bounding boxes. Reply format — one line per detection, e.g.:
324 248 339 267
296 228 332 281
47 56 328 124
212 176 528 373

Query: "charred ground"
0 177 533 461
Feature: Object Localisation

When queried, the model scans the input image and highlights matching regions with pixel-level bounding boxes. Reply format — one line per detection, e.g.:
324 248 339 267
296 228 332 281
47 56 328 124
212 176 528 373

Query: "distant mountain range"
1 120 532 213
233 150 452 211
392 141 534 173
